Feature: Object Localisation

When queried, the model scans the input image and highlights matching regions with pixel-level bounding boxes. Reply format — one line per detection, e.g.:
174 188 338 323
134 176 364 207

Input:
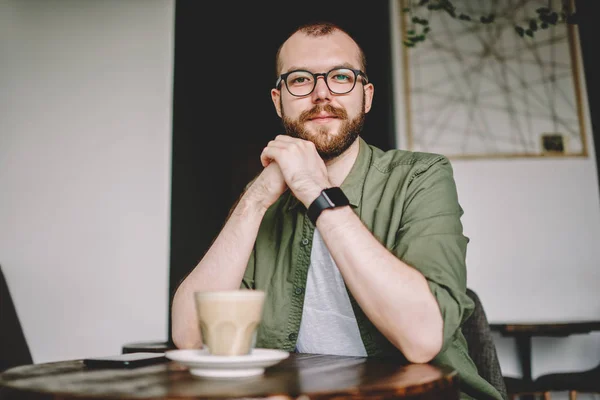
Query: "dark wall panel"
576 0 600 194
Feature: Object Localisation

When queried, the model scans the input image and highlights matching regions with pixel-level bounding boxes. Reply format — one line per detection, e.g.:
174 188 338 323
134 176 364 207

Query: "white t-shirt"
296 229 367 356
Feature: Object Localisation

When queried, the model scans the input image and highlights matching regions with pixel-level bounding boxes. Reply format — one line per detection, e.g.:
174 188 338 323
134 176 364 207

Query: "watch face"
323 187 350 207
307 187 350 225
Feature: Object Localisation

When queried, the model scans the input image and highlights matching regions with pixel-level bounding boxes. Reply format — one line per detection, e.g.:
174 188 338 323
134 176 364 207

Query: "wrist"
298 181 332 208
316 204 354 229
300 187 325 209
236 191 270 217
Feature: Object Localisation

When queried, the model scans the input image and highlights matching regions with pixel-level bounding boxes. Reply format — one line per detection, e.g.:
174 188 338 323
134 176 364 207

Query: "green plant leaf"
403 0 572 44
480 14 495 24
515 26 525 37
529 20 538 31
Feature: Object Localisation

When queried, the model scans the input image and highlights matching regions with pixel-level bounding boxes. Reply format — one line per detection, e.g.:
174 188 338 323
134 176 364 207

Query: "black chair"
533 362 600 400
492 320 600 400
0 264 33 372
462 288 509 400
503 376 550 400
501 363 600 400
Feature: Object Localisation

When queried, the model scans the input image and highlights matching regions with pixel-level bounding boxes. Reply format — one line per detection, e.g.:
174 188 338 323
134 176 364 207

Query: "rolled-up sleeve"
391 157 474 352
240 247 256 289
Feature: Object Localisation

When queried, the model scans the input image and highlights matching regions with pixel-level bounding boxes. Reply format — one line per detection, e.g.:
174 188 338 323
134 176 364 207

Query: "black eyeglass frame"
275 68 369 97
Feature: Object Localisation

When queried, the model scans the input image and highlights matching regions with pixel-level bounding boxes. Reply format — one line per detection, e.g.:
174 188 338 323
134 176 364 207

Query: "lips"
309 114 337 120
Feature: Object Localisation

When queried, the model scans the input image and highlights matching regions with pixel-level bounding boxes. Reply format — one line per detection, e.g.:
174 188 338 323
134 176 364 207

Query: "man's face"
271 31 374 161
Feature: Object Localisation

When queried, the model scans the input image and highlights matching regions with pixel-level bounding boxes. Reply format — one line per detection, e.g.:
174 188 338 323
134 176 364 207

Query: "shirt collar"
286 137 372 211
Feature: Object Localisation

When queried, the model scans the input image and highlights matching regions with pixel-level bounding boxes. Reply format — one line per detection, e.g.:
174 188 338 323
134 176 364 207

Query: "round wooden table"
0 353 459 399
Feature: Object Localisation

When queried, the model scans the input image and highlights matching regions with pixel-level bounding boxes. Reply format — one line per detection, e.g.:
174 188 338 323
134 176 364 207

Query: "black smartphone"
83 352 168 369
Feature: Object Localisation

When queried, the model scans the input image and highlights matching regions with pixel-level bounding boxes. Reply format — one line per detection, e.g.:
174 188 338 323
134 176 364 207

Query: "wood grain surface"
0 353 459 399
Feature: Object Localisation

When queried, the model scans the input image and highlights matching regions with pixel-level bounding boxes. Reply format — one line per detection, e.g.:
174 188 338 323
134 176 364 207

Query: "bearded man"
171 21 503 400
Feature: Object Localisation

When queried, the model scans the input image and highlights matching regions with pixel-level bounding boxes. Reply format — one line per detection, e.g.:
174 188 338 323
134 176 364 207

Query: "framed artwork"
394 0 588 159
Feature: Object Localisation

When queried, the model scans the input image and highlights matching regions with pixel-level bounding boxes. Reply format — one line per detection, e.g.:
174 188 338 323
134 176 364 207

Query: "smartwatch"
307 187 350 225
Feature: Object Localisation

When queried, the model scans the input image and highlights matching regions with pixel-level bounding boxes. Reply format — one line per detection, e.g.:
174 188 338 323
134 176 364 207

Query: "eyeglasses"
276 68 369 97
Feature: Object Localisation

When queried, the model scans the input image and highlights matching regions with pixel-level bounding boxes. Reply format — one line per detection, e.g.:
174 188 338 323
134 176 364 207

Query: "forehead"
279 30 361 73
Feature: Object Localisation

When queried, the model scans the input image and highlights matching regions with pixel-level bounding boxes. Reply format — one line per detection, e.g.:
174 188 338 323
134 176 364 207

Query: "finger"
260 147 281 167
273 134 298 143
260 156 271 168
274 135 316 151
261 146 281 162
260 153 272 168
265 139 288 149
260 147 272 167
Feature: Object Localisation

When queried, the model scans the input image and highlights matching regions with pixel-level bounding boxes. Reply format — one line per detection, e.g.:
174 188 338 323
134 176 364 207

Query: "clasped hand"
251 135 331 210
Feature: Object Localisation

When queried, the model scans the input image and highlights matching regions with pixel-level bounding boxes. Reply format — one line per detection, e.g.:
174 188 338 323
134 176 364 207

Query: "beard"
280 97 365 161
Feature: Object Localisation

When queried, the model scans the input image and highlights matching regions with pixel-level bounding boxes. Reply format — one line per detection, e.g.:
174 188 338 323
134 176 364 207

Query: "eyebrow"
282 63 358 74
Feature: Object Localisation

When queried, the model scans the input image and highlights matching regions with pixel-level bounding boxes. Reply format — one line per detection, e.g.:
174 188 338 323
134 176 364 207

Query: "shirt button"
294 287 304 295
301 238 309 245
288 333 297 341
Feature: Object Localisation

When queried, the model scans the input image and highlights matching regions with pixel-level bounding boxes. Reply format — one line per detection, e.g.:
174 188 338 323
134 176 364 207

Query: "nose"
312 76 331 102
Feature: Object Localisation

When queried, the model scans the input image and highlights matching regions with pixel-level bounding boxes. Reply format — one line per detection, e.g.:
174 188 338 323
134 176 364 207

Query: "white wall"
389 1 600 398
0 0 174 363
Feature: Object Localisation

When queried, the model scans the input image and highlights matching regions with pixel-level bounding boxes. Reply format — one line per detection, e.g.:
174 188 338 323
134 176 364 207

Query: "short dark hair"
274 21 367 77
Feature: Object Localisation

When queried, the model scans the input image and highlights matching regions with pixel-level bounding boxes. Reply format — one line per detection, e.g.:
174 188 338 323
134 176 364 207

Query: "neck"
324 138 360 187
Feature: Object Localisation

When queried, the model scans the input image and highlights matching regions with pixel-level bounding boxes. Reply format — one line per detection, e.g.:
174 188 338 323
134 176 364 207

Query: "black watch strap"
307 187 350 225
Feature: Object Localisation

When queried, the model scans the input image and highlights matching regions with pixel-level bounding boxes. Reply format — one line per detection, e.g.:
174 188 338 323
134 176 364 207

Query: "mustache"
299 104 347 122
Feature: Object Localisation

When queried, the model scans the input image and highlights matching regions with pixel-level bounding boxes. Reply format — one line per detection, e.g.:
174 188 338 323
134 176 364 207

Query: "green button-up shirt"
241 137 503 400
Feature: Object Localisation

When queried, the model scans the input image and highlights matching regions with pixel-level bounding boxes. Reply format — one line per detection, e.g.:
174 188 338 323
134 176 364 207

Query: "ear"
363 83 374 114
271 88 282 118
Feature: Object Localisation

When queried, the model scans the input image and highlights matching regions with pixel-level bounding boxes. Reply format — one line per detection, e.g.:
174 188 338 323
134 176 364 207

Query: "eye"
286 71 314 86
328 69 355 84
292 76 309 84
332 74 350 82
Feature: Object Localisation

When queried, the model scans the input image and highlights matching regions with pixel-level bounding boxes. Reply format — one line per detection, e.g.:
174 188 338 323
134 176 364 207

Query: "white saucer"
165 348 290 378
